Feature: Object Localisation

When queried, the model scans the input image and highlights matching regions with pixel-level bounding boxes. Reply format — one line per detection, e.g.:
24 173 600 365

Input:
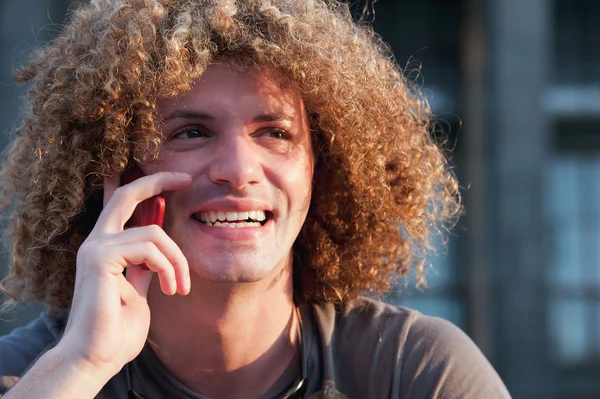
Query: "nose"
208 135 264 189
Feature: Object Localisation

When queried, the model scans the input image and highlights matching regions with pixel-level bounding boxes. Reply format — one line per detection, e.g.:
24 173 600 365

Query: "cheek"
141 150 205 175
280 156 314 211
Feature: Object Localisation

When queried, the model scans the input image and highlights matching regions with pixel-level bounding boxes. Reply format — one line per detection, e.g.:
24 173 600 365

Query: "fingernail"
175 172 191 178
184 274 191 294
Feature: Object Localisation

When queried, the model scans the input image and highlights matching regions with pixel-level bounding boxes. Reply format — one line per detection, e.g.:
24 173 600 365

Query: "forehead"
156 63 305 121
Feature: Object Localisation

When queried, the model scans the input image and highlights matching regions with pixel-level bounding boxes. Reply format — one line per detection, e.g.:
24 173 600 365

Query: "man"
0 0 511 398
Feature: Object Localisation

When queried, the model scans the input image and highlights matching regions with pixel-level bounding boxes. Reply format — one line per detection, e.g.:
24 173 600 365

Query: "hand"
57 171 192 377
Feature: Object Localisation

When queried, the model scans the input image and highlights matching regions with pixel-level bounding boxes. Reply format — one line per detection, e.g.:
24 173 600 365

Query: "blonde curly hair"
0 0 461 314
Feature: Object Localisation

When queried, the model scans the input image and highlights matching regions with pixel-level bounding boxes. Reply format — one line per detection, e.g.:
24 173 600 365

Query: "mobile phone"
120 165 166 271
120 164 166 229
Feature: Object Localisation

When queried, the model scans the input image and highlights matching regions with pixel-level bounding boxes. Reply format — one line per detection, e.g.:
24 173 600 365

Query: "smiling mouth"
192 210 271 227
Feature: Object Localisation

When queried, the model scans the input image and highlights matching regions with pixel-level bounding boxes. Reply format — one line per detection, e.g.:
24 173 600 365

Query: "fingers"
116 225 191 295
97 171 191 236
88 171 192 298
92 238 188 296
78 226 191 297
107 242 182 295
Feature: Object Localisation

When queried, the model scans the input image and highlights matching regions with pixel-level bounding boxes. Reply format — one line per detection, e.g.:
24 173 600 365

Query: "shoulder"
0 312 66 378
307 297 511 398
309 296 420 343
399 310 512 398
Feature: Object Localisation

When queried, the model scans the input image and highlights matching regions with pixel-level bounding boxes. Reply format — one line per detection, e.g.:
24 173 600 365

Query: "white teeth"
225 211 238 221
195 210 268 225
203 221 263 228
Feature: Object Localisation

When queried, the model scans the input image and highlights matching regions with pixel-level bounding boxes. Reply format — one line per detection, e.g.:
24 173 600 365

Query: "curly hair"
0 0 461 314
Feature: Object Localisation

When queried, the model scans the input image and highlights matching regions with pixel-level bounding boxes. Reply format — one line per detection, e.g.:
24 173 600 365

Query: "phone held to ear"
120 165 166 228
120 165 167 271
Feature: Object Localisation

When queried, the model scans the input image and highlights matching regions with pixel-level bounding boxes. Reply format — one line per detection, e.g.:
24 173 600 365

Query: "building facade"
2 0 600 397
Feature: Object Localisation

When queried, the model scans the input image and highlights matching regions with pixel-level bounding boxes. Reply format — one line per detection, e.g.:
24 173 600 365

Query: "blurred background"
1 0 599 397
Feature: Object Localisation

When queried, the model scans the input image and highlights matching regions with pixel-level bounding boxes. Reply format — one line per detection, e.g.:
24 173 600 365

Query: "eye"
259 128 291 140
171 127 209 140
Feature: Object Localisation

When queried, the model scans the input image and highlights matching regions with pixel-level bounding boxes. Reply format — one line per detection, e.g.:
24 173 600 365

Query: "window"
554 0 600 85
545 132 600 364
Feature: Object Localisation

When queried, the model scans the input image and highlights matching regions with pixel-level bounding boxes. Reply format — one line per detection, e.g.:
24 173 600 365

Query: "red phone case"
121 166 166 228
120 165 166 270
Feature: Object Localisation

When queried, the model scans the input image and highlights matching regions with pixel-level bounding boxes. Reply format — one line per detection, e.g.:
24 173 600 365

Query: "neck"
145 262 299 399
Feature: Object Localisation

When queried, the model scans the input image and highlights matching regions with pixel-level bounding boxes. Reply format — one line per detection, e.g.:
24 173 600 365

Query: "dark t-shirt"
0 297 511 398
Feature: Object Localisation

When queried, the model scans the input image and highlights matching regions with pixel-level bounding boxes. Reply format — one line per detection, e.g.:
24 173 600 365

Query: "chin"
188 255 289 284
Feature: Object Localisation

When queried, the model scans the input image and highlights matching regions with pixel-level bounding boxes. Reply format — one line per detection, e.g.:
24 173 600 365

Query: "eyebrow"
252 113 292 123
162 110 293 123
162 110 213 122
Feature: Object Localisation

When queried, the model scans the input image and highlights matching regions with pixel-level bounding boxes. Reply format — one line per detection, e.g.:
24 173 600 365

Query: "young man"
0 0 511 398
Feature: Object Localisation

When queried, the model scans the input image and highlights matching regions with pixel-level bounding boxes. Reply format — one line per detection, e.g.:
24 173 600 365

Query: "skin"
5 63 314 399
144 62 314 284
141 63 314 396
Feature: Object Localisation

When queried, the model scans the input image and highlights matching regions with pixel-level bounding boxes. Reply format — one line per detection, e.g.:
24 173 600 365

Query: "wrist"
47 341 120 385
5 343 118 399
